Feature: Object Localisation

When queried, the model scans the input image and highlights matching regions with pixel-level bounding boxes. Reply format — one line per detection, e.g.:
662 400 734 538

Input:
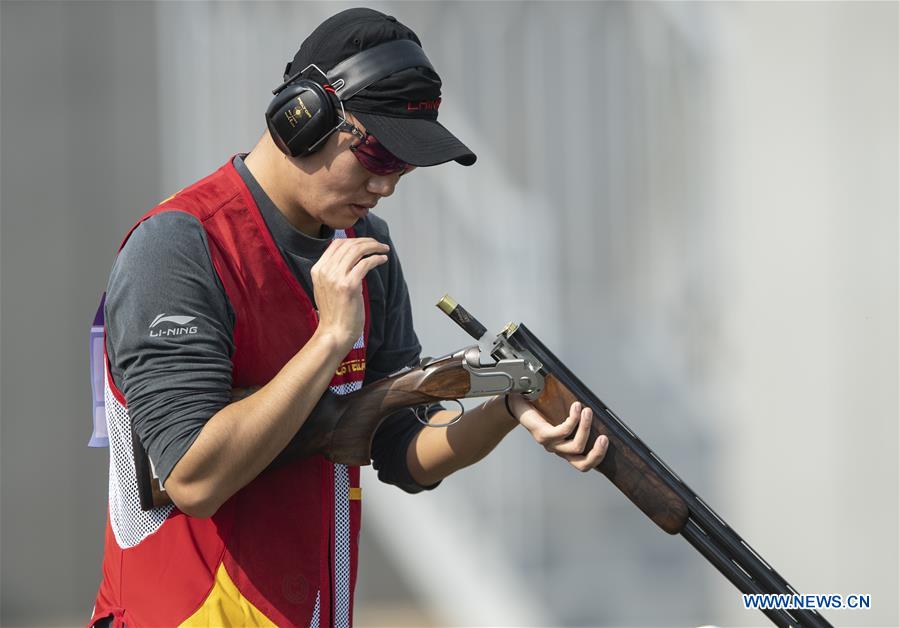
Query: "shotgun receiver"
134 296 833 628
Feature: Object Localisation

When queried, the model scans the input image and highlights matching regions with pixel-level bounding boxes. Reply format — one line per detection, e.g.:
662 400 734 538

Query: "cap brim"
353 112 477 167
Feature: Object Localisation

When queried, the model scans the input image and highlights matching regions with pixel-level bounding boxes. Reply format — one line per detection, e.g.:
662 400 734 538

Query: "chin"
326 216 362 232
329 206 368 230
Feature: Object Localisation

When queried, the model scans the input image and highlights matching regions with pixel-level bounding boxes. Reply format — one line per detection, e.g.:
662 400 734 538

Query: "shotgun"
134 296 833 628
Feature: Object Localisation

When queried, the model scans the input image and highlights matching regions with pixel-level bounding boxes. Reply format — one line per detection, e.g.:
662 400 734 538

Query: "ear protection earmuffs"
265 39 435 158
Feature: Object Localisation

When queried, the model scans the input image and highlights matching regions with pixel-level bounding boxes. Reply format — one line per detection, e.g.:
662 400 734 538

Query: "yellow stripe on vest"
349 487 362 501
181 563 276 627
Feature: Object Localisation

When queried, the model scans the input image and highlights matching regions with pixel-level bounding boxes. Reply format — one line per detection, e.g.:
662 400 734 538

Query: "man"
90 8 607 627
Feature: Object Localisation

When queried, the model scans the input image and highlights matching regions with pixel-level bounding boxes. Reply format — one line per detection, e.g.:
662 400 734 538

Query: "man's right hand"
311 237 389 353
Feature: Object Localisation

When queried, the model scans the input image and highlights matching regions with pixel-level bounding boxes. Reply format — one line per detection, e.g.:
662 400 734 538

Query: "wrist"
312 326 353 356
504 394 517 421
492 394 519 429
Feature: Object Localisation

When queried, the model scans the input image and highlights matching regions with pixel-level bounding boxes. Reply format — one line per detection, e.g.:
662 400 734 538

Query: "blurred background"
1 1 897 626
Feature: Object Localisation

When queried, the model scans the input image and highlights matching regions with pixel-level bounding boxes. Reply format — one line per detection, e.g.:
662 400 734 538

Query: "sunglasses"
336 120 414 176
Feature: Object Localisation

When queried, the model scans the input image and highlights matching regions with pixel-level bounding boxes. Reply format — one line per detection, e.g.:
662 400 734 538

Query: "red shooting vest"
91 159 369 627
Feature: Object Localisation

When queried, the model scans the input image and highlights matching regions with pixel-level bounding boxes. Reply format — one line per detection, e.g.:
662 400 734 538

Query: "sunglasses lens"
353 134 409 176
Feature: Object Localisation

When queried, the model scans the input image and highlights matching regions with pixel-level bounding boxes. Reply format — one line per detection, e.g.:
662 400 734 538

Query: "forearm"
165 328 347 516
407 396 518 486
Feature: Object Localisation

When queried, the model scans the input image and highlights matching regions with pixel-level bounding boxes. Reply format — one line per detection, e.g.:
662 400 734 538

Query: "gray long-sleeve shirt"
105 155 438 493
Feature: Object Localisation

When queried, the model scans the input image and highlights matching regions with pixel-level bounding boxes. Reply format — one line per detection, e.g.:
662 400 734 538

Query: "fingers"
516 398 610 473
326 237 390 271
517 399 580 445
347 253 389 284
315 238 389 286
550 403 593 455
558 433 609 472
310 237 390 352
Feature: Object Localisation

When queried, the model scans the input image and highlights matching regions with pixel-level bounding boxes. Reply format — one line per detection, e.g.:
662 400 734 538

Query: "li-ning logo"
149 313 198 338
407 98 441 111
286 96 313 127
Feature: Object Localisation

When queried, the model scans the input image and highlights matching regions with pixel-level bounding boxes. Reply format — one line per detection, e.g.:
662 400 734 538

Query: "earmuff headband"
293 39 434 101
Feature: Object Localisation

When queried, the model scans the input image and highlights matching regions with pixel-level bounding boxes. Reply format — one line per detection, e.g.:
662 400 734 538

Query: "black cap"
287 8 476 167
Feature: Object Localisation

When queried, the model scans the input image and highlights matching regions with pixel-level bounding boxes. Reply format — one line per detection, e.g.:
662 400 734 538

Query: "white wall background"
2 2 896 626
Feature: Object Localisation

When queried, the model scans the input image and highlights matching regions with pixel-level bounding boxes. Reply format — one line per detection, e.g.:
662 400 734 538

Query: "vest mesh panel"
330 377 362 627
105 371 173 548
309 591 321 628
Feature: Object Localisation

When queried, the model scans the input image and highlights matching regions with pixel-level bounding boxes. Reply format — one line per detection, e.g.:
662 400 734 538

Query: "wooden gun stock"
139 352 472 510
270 353 472 467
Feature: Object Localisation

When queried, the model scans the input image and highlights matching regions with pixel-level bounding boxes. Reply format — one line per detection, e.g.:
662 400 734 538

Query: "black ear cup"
265 80 338 157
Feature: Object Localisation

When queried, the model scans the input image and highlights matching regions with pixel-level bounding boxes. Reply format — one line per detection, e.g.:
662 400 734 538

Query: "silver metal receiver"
462 345 544 399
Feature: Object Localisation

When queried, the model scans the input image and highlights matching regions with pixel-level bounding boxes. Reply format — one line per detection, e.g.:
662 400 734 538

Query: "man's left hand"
507 395 609 472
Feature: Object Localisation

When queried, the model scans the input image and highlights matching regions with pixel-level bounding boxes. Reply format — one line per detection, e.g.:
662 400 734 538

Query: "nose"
366 172 402 197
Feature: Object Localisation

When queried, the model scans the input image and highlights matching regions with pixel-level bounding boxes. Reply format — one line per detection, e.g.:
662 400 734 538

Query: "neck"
244 136 322 237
